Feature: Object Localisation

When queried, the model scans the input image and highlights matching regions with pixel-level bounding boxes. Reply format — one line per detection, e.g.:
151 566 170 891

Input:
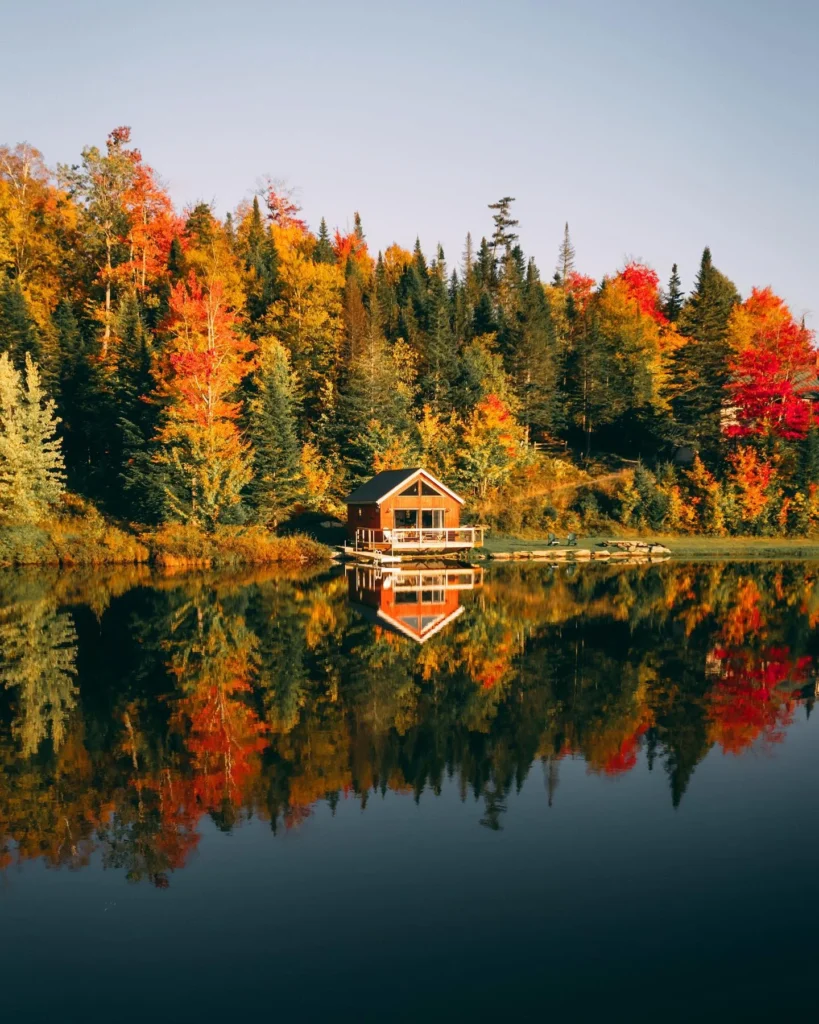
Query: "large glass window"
394 509 418 529
421 509 445 529
421 481 441 496
400 482 420 496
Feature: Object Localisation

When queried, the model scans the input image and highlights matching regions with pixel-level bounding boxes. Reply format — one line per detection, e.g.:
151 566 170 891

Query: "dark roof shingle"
344 468 422 504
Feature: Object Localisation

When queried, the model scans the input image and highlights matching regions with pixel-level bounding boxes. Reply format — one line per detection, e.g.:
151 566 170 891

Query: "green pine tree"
313 217 335 264
514 259 561 440
663 263 684 322
800 425 819 491
247 339 302 524
671 247 740 455
115 295 162 521
243 196 279 329
555 222 575 285
0 279 40 367
488 196 519 261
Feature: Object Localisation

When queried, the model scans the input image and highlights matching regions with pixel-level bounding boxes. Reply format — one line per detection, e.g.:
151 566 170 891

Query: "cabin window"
400 482 420 496
421 481 441 496
421 589 445 603
421 509 445 529
395 590 419 604
394 509 418 529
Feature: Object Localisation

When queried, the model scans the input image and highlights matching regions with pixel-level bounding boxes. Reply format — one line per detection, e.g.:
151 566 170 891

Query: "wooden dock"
486 542 671 563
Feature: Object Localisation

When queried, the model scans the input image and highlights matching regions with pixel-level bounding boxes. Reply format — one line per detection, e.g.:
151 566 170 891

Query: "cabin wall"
347 503 382 539
379 493 461 529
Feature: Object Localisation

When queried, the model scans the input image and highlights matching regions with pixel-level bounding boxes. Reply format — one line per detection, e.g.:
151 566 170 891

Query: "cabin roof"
345 468 464 506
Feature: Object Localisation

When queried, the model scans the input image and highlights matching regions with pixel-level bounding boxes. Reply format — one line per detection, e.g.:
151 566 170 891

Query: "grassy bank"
481 532 819 561
0 511 332 569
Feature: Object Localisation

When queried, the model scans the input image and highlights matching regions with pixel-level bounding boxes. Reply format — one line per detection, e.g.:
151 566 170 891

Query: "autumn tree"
60 127 138 353
0 351 65 523
154 273 255 528
724 287 818 440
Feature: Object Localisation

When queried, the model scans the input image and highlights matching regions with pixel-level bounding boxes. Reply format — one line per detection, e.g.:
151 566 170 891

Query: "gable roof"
344 468 464 506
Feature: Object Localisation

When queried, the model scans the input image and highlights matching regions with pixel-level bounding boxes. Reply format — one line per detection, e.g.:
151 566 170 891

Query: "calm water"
2 560 819 1021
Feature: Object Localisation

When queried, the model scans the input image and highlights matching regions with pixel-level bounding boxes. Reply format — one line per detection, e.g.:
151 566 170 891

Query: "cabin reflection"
346 562 483 642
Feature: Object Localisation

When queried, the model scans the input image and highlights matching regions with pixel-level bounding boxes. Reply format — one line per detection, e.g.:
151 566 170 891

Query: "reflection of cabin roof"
344 468 464 506
351 601 466 643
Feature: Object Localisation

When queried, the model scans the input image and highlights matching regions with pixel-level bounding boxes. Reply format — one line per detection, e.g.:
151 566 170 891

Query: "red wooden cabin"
344 468 484 557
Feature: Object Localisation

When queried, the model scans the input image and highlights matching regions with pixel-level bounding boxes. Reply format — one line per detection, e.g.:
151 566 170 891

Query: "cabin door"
421 509 445 531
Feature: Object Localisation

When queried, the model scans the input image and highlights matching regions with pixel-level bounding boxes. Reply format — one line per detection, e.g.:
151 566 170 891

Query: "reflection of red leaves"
707 646 810 754
175 678 267 814
603 724 648 775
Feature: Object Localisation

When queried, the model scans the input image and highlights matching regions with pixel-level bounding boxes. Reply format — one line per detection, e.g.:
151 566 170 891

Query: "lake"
2 560 819 1021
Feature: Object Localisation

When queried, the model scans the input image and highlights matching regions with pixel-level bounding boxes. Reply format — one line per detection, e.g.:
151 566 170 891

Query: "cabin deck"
348 526 486 561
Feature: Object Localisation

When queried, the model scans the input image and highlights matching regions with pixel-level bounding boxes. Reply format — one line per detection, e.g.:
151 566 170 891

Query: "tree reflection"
0 560 817 881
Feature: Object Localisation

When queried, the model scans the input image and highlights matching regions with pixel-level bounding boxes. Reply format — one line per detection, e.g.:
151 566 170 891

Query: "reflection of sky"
4 0 817 323
3 720 819 1019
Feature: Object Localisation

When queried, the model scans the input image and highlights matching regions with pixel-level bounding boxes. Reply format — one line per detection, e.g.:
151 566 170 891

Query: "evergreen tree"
475 236 496 289
0 352 65 524
52 301 91 487
0 279 40 366
663 263 684 322
247 339 302 524
488 196 518 260
167 236 187 283
800 424 819 491
115 295 162 521
243 196 279 329
472 291 497 337
671 247 740 455
313 217 334 264
514 259 561 439
336 300 416 481
423 283 457 410
555 222 575 285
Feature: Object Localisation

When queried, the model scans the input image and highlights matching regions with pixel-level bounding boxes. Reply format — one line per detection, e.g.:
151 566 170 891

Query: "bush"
0 513 148 566
147 523 330 568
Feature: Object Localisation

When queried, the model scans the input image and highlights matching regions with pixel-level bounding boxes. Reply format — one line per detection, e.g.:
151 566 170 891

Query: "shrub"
147 523 330 568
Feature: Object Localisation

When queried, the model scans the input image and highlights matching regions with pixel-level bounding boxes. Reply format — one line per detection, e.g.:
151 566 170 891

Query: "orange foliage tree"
155 272 256 527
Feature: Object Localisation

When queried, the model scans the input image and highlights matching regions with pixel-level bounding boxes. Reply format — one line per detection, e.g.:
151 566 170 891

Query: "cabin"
347 562 483 642
344 467 485 558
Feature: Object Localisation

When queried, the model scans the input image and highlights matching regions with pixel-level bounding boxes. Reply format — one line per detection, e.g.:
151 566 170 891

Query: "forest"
1 127 818 558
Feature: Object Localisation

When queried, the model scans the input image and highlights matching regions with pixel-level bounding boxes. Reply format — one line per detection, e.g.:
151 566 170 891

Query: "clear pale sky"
3 0 816 322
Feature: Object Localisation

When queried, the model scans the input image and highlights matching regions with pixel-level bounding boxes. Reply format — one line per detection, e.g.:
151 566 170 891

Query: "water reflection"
0 561 817 881
346 562 483 642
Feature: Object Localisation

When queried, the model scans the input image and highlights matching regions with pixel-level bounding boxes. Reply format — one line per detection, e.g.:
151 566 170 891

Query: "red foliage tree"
726 287 819 439
617 262 668 325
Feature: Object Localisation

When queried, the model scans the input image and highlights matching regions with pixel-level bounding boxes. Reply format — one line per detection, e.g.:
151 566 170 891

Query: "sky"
2 0 817 322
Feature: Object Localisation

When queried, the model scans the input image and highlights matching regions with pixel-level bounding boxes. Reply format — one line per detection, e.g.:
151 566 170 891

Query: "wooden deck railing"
354 526 485 551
